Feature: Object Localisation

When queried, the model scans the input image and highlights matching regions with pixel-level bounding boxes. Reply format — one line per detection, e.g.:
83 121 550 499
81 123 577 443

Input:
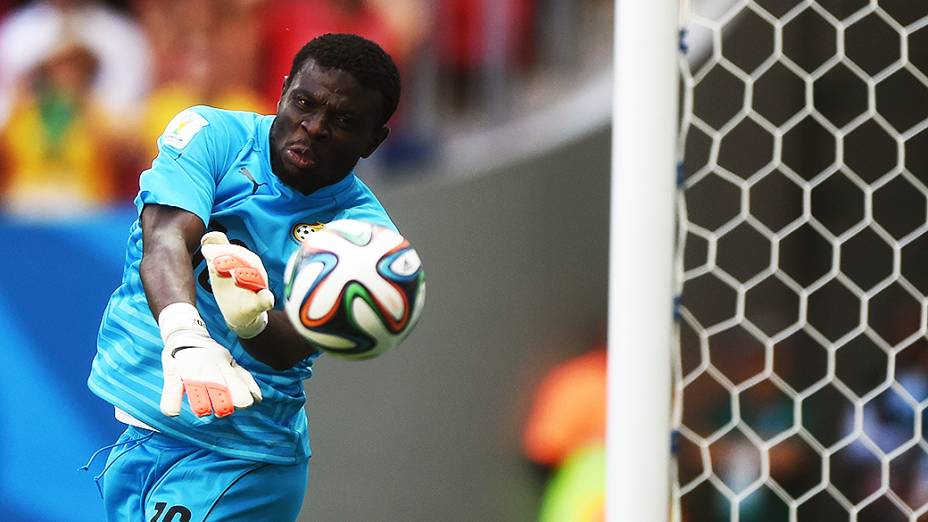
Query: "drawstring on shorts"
80 430 155 498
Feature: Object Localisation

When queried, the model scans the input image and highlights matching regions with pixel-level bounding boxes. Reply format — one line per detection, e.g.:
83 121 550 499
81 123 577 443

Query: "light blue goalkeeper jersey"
88 105 396 464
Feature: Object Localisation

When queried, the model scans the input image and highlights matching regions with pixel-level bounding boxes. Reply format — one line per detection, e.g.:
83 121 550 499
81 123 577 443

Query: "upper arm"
135 107 229 228
138 204 206 317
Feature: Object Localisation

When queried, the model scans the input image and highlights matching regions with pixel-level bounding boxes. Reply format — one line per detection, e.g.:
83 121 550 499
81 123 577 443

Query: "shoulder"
161 106 263 151
169 105 262 133
337 176 384 207
337 176 397 231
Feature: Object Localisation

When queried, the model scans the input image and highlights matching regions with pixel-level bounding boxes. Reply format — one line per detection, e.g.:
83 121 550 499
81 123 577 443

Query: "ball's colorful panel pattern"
284 220 426 360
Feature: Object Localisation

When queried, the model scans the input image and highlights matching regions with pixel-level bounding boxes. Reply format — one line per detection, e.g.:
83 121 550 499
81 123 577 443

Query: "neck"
296 173 350 195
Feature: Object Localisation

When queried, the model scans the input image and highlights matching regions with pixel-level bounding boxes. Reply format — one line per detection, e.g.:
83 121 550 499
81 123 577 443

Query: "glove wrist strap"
158 302 209 343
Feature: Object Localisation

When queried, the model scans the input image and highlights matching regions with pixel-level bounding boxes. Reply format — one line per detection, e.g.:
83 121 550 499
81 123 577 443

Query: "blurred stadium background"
6 0 928 521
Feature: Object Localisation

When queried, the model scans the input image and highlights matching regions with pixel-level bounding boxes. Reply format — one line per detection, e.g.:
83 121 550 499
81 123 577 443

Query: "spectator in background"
131 0 267 176
0 0 150 212
435 0 536 112
0 37 116 215
0 0 151 130
523 349 606 466
523 349 606 521
259 0 422 105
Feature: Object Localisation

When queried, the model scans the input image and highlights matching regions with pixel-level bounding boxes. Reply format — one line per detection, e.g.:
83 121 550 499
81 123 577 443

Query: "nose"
300 113 330 142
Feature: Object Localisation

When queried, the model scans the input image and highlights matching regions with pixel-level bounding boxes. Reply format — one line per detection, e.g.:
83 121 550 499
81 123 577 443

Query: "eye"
294 96 310 109
334 114 354 128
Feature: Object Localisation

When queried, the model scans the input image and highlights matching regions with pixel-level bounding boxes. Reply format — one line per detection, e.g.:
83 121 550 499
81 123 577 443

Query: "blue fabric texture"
99 427 308 522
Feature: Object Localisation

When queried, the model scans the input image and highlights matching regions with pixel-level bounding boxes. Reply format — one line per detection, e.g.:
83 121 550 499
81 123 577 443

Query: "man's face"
269 59 388 194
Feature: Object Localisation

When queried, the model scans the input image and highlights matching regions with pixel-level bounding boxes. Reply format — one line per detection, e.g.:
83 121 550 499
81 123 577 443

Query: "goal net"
676 1 928 521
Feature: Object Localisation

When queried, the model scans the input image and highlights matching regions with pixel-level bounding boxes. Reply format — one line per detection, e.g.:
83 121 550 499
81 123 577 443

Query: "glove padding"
159 303 263 417
200 231 275 339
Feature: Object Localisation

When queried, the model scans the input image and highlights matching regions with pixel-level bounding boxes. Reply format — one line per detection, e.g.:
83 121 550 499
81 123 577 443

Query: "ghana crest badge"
292 222 326 243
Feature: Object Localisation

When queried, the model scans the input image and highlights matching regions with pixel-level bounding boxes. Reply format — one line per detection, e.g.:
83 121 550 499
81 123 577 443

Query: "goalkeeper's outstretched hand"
159 303 263 417
200 231 275 339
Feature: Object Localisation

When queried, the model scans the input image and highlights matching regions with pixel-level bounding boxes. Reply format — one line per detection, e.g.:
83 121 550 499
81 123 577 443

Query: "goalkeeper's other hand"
159 303 263 417
200 231 275 339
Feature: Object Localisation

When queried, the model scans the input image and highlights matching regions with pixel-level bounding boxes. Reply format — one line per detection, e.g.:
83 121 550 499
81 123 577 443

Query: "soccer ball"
283 219 426 360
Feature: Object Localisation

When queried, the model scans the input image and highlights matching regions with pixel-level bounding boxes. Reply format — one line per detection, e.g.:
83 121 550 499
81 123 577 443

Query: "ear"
277 76 290 112
361 126 390 159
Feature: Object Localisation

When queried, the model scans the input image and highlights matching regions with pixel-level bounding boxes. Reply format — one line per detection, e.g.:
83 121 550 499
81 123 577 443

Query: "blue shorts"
96 426 308 521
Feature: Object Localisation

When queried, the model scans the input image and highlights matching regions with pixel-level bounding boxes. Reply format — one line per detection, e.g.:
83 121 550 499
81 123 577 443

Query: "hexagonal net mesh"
675 1 928 521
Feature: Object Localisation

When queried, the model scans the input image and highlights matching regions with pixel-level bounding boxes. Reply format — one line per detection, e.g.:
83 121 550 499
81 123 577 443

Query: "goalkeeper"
86 34 400 521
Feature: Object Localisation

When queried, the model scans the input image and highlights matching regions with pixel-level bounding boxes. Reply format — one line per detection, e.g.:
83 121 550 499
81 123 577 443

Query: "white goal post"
608 1 679 521
611 1 928 521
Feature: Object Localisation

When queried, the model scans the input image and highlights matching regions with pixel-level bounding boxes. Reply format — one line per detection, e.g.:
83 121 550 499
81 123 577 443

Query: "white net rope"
676 1 928 521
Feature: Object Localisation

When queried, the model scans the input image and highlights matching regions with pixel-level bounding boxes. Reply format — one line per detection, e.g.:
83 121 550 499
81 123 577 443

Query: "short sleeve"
339 205 398 232
135 107 225 227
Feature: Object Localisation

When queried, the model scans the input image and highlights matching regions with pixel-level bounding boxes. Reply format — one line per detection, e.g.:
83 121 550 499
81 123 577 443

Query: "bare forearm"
140 244 197 318
139 205 206 318
240 310 319 371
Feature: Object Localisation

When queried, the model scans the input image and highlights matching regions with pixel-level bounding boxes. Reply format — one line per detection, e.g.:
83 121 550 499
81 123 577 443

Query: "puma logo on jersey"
239 167 267 194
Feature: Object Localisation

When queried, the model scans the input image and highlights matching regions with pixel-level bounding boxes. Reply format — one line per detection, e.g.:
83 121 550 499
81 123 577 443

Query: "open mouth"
285 145 316 169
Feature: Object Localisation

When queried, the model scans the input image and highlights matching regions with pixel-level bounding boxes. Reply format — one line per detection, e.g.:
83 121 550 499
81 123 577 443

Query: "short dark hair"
287 33 401 126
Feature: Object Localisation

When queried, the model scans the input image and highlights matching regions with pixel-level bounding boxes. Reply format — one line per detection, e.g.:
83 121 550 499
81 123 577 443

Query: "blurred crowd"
0 0 607 218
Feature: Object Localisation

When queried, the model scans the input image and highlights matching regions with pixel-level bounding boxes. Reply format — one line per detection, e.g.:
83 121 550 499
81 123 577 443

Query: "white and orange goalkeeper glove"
159 303 263 417
200 232 275 339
